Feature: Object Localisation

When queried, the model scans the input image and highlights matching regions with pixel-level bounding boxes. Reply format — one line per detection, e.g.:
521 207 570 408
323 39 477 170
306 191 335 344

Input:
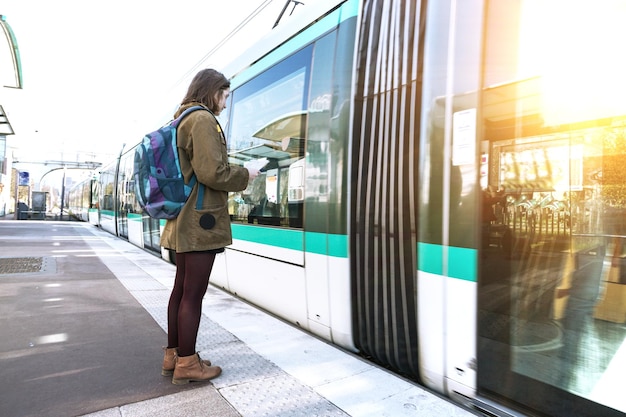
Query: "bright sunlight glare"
519 0 626 125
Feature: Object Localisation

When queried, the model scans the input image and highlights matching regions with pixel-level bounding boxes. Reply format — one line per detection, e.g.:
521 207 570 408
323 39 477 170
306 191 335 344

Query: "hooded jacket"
160 102 249 252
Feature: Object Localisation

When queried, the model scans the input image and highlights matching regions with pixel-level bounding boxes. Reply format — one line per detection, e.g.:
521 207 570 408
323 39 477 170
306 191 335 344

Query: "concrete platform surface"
0 220 478 417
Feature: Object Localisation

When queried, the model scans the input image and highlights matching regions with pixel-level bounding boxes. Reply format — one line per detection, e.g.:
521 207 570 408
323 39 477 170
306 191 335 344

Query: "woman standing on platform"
159 69 259 385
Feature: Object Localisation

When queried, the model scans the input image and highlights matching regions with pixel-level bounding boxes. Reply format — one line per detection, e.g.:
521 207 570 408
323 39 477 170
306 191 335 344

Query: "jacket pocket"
189 204 231 241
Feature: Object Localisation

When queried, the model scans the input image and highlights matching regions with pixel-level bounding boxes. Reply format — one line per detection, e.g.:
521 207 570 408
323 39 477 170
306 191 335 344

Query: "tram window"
82 182 90 211
119 153 139 214
91 179 99 209
479 1 626 415
99 169 115 211
226 45 312 228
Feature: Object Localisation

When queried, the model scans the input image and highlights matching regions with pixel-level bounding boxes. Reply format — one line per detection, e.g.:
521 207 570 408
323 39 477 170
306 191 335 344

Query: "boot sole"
171 378 192 385
172 377 216 385
172 369 222 385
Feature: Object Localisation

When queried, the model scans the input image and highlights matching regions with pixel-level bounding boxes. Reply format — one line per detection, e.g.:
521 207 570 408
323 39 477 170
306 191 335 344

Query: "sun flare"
519 0 626 125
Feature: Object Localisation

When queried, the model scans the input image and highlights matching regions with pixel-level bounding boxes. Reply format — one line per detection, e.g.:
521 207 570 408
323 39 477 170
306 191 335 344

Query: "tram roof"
222 0 348 82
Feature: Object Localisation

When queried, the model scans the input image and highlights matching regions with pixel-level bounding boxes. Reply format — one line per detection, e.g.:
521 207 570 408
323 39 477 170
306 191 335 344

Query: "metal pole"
14 168 18 218
59 167 66 220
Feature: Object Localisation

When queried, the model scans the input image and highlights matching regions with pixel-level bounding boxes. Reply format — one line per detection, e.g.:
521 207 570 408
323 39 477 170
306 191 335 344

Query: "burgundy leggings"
167 251 216 357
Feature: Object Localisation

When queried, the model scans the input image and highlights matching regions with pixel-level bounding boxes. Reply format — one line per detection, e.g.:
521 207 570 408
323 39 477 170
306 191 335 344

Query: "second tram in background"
67 1 626 416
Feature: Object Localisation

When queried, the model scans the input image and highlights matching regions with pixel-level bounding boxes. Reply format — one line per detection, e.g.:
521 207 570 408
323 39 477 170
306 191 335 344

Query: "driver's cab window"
224 46 312 228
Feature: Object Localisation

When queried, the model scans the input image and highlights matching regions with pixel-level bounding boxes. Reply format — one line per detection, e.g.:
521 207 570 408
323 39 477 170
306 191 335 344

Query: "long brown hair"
181 69 230 113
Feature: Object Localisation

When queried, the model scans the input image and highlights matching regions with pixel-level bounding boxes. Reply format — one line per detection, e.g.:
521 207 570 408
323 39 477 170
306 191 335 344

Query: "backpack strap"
196 182 204 210
173 105 212 211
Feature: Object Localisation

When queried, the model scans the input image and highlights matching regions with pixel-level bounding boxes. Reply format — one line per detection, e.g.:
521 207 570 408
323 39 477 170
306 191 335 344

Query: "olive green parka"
160 102 249 253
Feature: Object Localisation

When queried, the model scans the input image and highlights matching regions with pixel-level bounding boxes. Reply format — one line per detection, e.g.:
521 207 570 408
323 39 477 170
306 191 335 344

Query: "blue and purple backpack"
133 105 207 219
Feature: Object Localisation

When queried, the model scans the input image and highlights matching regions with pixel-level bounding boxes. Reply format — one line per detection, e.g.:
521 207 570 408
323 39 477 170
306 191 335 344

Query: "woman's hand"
247 167 260 182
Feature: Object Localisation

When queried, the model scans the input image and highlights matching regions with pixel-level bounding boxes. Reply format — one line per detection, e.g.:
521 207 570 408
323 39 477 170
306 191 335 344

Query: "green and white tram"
69 1 626 415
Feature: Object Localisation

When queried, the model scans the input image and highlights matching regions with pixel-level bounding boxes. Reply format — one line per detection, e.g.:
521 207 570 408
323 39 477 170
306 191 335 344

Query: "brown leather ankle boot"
172 353 221 385
162 347 211 376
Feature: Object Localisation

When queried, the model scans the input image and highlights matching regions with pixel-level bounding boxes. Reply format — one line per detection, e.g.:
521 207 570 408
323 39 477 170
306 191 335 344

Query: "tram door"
477 2 626 416
116 153 133 240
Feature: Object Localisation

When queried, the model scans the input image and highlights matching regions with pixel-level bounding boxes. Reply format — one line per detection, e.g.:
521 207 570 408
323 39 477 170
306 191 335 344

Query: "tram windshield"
479 0 626 415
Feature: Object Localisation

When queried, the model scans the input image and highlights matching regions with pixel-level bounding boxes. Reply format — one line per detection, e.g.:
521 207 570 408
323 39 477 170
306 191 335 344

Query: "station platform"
0 220 479 417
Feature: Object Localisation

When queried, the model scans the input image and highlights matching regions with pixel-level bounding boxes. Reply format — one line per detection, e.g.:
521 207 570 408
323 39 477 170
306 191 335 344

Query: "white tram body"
67 1 626 416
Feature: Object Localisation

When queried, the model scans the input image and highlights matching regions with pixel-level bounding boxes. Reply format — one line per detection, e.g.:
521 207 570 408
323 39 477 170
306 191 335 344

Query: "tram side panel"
316 16 357 349
419 0 483 397
219 40 311 334
217 2 359 348
301 17 356 345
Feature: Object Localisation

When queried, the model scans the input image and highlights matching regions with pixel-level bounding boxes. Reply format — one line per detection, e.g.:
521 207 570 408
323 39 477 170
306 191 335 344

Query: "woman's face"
213 88 230 116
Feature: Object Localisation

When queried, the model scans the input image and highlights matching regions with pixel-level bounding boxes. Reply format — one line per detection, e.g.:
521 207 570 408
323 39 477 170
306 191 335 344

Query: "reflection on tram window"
483 126 626 398
481 104 626 405
478 0 626 413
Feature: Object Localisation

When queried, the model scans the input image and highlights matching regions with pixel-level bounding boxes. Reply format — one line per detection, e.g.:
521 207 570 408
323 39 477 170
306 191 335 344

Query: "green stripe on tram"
306 231 349 258
231 224 348 258
232 224 302 251
418 242 477 282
